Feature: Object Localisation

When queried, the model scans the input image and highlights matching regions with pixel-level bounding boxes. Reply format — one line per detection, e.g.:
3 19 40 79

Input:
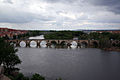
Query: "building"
0 28 28 39
83 30 120 34
95 30 120 34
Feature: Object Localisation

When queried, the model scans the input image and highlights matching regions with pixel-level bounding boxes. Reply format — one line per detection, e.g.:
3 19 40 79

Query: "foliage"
31 73 45 80
8 73 29 80
45 31 84 39
44 31 120 40
99 38 111 48
8 73 63 80
0 38 21 73
56 78 62 80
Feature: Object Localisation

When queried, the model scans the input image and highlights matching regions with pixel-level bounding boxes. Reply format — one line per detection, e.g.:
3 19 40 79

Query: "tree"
0 38 21 73
99 37 111 48
3 35 9 40
14 73 29 80
31 73 45 80
56 78 62 80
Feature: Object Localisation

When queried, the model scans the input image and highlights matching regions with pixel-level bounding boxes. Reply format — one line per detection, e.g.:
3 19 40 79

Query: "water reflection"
70 41 77 49
30 41 37 48
20 41 26 47
40 41 47 48
81 42 88 48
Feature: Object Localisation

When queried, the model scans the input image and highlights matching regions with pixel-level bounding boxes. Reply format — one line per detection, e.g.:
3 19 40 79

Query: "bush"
31 73 45 80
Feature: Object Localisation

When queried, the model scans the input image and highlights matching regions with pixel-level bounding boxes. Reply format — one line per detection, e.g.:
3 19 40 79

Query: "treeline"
45 31 84 39
44 31 120 40
8 73 62 80
4 30 120 40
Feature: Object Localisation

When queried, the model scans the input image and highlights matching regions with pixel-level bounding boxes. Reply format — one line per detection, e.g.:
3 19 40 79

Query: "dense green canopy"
0 38 21 70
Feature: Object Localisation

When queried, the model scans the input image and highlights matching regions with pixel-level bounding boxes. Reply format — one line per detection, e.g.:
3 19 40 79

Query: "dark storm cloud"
44 0 76 3
44 0 120 14
0 9 34 23
87 0 120 14
0 12 53 23
3 0 13 4
88 0 120 6
0 14 33 23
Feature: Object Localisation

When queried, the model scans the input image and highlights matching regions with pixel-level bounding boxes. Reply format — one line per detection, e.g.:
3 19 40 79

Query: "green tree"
0 38 21 73
14 73 29 80
99 37 111 48
56 78 62 80
31 73 45 80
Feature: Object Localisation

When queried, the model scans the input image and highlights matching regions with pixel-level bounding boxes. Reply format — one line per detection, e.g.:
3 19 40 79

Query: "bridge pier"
46 43 51 48
25 41 29 47
16 40 20 47
37 41 40 48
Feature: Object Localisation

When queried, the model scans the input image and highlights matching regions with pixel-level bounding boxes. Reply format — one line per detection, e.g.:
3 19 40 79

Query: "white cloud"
59 12 76 20
0 0 120 30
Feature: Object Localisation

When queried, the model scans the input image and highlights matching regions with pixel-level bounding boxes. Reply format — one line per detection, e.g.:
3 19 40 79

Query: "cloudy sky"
0 0 120 30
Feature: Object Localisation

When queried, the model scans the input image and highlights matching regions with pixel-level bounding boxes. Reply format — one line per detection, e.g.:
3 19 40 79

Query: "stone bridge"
6 39 99 48
6 39 120 48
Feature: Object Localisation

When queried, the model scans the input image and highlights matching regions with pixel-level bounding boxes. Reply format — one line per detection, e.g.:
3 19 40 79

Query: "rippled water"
17 48 120 80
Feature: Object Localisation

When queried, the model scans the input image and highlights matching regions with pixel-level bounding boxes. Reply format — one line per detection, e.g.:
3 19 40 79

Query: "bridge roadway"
6 39 120 48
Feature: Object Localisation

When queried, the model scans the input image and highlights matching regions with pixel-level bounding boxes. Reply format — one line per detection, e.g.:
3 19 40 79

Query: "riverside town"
0 0 120 80
0 27 120 80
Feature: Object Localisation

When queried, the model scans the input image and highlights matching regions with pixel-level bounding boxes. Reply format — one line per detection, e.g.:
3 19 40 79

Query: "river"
17 48 120 80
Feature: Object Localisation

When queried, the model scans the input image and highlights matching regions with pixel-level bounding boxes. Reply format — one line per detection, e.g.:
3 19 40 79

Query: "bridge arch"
60 41 67 48
51 41 58 48
81 41 88 48
30 40 37 48
77 43 81 48
91 41 99 48
112 41 120 47
70 41 78 48
19 41 26 47
40 40 47 48
112 42 116 47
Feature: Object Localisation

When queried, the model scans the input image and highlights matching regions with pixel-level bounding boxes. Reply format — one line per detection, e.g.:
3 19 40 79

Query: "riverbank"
103 47 120 52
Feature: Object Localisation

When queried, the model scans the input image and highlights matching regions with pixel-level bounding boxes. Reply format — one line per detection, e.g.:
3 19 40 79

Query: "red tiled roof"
0 28 28 38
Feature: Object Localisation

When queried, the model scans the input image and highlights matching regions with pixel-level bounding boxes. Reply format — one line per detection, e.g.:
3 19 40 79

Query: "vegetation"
31 73 45 80
8 73 45 80
45 31 84 39
44 31 120 40
0 38 21 74
8 73 29 80
99 38 111 48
